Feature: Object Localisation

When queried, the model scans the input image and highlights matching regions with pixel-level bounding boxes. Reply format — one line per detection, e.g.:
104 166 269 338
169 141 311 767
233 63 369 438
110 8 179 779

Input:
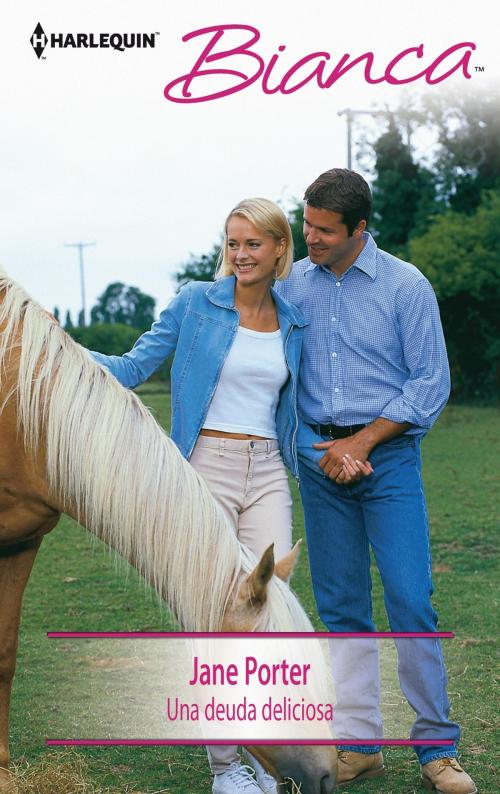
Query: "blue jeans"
298 435 460 765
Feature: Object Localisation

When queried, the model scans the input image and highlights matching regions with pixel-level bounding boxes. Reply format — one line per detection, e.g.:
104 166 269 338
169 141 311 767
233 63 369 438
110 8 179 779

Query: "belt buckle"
328 425 336 440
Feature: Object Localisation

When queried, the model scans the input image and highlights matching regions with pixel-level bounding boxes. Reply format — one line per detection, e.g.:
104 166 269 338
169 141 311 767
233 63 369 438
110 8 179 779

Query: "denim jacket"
90 276 306 477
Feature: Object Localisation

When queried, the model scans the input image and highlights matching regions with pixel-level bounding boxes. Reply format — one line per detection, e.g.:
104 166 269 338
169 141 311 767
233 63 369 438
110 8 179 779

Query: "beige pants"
189 436 293 774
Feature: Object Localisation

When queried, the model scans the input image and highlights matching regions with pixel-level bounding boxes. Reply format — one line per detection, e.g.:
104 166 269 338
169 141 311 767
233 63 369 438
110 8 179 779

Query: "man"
274 169 476 794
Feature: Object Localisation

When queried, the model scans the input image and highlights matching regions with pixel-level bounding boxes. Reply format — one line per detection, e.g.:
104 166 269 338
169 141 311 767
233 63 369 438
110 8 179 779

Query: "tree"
370 118 436 253
287 200 308 262
64 310 73 331
402 87 500 214
174 242 221 289
53 307 60 323
409 189 500 400
90 283 156 332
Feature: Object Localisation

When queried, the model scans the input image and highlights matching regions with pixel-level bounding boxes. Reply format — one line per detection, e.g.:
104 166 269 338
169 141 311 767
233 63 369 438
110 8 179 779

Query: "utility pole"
64 241 95 327
338 108 393 169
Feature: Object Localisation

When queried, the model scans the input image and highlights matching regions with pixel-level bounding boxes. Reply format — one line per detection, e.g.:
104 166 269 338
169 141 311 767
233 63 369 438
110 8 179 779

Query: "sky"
1 0 498 321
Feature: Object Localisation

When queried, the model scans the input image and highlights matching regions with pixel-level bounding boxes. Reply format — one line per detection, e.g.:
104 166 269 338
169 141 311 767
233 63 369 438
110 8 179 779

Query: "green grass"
10 396 499 792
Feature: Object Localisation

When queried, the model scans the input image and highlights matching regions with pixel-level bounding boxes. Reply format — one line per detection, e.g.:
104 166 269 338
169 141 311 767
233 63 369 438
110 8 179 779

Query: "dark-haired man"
275 169 476 794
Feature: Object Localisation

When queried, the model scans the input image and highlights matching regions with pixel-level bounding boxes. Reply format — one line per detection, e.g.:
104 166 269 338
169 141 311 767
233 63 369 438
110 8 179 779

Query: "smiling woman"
226 215 285 292
86 197 342 793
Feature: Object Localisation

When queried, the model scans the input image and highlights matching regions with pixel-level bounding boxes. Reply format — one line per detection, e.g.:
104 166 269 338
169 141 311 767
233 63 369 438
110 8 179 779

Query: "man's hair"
304 168 372 236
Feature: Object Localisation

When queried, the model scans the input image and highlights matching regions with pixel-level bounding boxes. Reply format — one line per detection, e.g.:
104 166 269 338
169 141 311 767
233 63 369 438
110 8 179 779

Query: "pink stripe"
46 739 454 747
47 631 454 639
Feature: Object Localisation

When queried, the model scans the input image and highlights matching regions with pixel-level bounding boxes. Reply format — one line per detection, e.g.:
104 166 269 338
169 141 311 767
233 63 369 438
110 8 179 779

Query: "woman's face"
226 216 285 289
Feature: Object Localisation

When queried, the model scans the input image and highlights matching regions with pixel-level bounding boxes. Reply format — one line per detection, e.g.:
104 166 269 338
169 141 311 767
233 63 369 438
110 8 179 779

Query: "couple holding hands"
91 168 475 794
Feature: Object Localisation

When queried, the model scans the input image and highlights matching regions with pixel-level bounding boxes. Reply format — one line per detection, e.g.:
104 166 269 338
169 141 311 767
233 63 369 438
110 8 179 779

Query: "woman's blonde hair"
215 198 294 280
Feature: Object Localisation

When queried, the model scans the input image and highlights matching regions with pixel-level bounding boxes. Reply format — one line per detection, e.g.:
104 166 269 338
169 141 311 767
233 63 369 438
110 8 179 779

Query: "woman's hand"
336 453 373 484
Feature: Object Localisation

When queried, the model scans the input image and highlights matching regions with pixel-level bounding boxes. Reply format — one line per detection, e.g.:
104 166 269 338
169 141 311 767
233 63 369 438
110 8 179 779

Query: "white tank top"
203 327 289 438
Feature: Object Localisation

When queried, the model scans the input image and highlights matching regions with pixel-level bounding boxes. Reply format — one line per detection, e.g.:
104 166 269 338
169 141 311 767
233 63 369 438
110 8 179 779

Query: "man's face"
303 204 365 271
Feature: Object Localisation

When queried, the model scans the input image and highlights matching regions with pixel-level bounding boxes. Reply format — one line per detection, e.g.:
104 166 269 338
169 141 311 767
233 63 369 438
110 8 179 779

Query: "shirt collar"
206 275 306 327
303 231 377 280
206 275 236 309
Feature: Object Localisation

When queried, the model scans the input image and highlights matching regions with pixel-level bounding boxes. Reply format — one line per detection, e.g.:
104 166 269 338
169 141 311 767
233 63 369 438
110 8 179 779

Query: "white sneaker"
244 752 278 794
212 762 264 793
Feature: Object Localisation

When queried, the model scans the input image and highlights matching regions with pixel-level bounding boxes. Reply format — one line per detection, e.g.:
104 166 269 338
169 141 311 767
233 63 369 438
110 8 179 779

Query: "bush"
409 190 500 401
68 323 172 382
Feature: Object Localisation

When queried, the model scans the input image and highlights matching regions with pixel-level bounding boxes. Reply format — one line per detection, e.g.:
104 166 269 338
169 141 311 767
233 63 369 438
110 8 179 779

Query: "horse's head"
246 745 337 794
221 541 301 632
222 542 337 792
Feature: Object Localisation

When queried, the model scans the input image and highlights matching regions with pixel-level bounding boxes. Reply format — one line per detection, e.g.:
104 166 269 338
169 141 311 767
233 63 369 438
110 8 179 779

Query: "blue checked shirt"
274 232 450 435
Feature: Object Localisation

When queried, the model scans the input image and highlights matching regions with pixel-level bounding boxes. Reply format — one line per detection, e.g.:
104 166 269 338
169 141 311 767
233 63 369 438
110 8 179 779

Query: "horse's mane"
0 269 314 633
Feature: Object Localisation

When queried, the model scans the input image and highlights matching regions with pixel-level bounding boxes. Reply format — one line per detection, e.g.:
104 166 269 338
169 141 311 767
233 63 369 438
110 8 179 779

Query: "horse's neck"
1 284 239 630
0 389 60 544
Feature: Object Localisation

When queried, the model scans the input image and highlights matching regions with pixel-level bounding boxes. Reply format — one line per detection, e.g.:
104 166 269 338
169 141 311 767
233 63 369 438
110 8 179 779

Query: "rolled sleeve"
89 285 191 388
381 280 450 430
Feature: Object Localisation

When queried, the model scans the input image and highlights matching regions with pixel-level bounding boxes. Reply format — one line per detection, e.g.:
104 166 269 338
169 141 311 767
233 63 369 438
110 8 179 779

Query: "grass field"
9 395 499 793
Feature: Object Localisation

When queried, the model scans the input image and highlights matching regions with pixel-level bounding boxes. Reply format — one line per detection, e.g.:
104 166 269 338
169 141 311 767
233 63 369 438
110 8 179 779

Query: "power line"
64 241 95 326
338 108 393 169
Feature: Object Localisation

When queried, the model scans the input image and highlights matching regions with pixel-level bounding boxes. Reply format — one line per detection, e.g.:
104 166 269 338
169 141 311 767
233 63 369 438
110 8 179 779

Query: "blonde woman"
91 199 304 793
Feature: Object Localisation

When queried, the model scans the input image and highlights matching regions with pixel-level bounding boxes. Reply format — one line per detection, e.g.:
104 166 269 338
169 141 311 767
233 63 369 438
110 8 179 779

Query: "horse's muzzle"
282 769 336 794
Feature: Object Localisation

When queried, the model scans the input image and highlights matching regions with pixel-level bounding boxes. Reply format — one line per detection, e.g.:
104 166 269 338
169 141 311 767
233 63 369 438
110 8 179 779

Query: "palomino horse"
0 270 337 794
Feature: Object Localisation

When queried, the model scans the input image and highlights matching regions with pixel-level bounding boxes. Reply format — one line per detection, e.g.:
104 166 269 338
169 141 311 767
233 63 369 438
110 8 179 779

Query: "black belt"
309 423 366 440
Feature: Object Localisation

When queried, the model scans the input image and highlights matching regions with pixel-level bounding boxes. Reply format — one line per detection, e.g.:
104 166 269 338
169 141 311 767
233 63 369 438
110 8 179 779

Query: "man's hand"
312 418 412 484
313 437 374 484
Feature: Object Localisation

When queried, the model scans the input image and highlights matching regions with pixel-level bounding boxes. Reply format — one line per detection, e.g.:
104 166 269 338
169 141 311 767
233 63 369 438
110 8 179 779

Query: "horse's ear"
274 539 302 582
246 544 275 603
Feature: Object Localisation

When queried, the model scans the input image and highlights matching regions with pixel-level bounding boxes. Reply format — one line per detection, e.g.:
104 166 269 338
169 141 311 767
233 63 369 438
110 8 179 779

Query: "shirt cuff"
380 395 434 430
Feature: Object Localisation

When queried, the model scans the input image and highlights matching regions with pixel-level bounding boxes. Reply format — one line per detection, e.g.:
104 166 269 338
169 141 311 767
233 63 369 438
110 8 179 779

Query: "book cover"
1 2 497 792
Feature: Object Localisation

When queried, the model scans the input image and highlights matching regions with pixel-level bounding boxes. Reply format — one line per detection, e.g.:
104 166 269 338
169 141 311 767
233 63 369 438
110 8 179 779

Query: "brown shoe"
421 758 477 793
336 750 385 787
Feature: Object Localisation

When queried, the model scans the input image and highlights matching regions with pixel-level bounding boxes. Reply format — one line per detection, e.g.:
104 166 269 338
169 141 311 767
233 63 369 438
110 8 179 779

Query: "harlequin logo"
30 23 48 59
29 22 158 59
